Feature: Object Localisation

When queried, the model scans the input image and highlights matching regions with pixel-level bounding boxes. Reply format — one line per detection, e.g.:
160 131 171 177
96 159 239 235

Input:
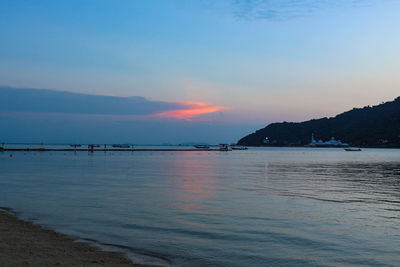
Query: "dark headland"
238 96 400 148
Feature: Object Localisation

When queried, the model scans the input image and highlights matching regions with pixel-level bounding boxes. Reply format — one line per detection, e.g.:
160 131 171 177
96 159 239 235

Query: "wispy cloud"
232 0 382 20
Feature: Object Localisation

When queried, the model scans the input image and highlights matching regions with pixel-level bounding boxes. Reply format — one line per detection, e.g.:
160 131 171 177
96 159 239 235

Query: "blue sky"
1 0 400 143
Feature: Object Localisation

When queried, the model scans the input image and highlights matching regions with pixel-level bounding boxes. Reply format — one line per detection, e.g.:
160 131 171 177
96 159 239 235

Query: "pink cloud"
150 101 231 119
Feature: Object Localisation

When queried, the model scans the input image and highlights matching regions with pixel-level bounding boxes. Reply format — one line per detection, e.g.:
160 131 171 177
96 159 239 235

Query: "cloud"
0 86 229 119
232 0 381 20
150 102 231 119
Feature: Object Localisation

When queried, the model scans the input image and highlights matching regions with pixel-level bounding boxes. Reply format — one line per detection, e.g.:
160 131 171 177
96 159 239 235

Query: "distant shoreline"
0 209 157 266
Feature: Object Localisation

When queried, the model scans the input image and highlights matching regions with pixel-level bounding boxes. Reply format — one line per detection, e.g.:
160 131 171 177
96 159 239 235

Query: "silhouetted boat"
231 146 248 150
112 144 130 148
194 145 210 149
70 144 82 147
345 148 361 151
219 144 230 151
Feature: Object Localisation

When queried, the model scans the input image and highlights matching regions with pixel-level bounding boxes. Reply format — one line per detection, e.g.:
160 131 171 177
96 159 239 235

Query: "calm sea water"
0 147 399 266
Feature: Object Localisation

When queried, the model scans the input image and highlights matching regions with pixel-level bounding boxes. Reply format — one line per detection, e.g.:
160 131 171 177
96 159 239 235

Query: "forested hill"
237 97 400 148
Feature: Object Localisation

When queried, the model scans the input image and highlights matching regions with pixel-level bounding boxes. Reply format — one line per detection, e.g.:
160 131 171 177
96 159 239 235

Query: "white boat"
306 134 349 147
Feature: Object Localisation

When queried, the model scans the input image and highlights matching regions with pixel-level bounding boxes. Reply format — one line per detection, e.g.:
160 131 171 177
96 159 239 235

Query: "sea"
1 146 399 266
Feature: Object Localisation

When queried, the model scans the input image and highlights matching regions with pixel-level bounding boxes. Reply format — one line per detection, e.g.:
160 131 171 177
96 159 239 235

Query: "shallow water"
1 147 399 266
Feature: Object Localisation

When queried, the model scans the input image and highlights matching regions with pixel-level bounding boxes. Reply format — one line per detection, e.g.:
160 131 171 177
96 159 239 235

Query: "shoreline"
0 209 158 266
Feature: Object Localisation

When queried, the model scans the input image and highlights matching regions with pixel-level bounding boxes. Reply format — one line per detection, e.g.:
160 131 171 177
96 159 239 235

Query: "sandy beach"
0 210 149 267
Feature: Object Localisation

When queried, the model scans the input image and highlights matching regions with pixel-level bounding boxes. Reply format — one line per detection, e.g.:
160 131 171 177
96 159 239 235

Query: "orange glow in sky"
151 101 231 119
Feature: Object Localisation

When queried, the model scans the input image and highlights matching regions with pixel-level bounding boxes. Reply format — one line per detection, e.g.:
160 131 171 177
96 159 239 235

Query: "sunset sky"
1 0 400 143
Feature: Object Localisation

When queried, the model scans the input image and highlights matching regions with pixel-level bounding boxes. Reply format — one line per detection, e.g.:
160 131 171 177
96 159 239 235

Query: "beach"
0 210 146 267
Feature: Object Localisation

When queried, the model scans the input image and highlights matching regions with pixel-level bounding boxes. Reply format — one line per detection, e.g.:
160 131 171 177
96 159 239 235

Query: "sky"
1 0 400 144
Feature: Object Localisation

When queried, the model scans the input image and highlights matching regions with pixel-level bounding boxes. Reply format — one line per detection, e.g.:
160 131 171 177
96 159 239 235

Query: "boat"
231 146 248 150
219 144 230 151
345 148 362 151
306 133 349 147
194 145 210 149
112 144 130 148
70 144 82 147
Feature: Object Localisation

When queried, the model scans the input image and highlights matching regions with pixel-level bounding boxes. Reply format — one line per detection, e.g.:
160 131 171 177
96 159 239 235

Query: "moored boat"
194 145 210 149
219 144 231 151
345 148 362 151
112 144 130 148
231 146 248 150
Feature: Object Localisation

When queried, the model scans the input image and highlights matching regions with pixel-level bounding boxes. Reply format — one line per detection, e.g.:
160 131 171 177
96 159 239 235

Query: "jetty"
0 142 235 152
0 143 233 152
2 148 227 152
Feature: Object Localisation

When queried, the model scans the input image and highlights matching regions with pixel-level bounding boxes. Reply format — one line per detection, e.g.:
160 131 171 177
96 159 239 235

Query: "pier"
0 143 233 152
1 148 229 152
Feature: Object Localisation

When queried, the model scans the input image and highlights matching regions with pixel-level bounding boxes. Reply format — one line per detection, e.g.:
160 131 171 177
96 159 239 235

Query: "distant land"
238 97 400 148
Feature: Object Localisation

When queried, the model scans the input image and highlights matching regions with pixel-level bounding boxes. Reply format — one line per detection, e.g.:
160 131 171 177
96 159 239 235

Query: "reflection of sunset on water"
169 154 220 215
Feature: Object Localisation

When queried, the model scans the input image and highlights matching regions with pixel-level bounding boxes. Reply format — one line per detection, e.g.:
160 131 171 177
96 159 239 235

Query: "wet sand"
0 210 151 266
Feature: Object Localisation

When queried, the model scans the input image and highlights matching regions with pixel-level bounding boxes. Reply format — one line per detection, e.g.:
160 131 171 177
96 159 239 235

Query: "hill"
237 97 400 148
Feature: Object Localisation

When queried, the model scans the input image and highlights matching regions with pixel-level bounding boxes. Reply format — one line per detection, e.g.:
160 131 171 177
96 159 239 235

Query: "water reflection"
169 154 218 215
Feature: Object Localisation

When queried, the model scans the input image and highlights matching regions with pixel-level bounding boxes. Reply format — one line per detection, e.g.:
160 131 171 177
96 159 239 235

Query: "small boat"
219 144 230 151
112 144 131 148
231 146 248 150
345 148 362 151
70 144 82 147
194 145 210 149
